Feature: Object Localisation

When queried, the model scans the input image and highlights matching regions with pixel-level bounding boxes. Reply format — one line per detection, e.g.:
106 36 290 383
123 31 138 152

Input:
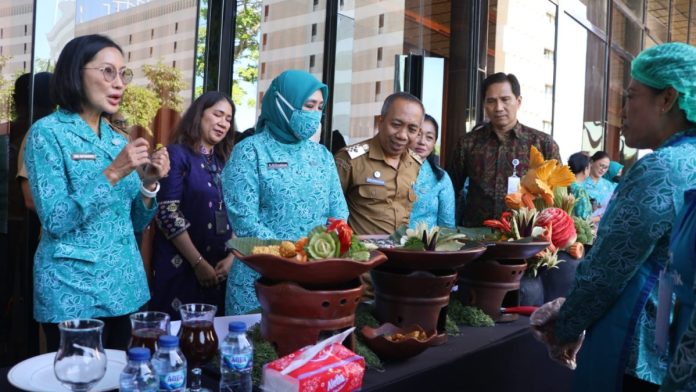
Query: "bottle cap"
158 335 179 348
228 321 247 332
127 347 151 361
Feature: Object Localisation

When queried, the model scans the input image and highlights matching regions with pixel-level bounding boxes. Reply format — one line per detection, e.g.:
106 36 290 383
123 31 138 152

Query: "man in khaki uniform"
335 92 424 235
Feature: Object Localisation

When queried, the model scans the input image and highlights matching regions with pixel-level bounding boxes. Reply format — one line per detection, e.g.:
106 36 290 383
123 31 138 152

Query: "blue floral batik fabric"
24 110 153 323
570 182 593 220
582 176 616 208
222 131 348 315
409 160 455 229
555 129 696 391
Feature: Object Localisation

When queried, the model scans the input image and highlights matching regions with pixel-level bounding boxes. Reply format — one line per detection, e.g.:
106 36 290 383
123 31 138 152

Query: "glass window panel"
611 5 642 56
607 50 639 167
564 0 608 32
646 0 669 43
240 0 326 133
488 0 556 136
34 0 203 145
554 13 606 162
670 0 690 42
691 0 696 44
617 0 645 20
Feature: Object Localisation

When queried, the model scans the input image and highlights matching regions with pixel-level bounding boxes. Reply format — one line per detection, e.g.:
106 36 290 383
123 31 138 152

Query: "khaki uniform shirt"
335 136 422 235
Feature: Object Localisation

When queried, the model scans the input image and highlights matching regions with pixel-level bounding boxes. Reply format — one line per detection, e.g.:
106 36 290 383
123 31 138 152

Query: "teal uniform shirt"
409 161 455 229
555 129 696 391
25 110 153 323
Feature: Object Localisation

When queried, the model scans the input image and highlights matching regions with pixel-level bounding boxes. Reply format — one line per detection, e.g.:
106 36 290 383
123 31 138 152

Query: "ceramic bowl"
377 243 488 271
360 323 435 360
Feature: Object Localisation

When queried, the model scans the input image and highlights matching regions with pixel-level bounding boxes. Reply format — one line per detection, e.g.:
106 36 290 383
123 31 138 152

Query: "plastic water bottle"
119 347 158 392
219 321 253 392
151 335 187 392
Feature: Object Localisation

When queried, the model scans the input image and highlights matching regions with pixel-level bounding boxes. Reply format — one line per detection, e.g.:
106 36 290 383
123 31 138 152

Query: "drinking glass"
128 311 171 353
53 319 107 392
178 303 218 392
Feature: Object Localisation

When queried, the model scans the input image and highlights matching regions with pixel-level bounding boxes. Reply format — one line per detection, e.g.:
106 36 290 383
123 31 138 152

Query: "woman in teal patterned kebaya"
582 150 617 211
545 43 696 391
24 35 170 350
222 70 348 315
408 114 455 228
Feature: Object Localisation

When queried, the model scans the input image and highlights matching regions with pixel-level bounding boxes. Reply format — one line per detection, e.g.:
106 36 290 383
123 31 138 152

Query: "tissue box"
262 343 365 392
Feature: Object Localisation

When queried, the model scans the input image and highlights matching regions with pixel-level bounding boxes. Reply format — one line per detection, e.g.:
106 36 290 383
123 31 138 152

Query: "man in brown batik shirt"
451 73 561 227
335 92 424 235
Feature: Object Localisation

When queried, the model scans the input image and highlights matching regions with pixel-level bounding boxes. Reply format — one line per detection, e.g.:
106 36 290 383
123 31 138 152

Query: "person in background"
320 129 347 154
222 70 347 315
408 114 455 228
450 72 561 227
603 160 624 183
536 42 696 391
151 92 234 319
583 151 616 211
106 111 130 137
24 34 170 350
567 152 599 224
335 92 424 235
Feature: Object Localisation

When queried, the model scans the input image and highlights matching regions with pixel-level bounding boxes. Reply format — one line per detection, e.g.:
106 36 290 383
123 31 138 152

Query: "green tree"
0 55 15 123
233 0 261 108
120 84 160 136
142 60 185 112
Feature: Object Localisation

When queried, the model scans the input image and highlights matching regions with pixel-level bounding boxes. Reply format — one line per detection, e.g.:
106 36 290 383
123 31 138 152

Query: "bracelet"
140 181 160 198
192 255 203 269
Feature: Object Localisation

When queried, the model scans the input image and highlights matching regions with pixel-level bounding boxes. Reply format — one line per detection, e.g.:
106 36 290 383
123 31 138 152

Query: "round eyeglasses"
82 65 133 84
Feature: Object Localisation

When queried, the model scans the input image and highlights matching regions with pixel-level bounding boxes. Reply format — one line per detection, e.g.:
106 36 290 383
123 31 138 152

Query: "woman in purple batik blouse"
151 92 235 319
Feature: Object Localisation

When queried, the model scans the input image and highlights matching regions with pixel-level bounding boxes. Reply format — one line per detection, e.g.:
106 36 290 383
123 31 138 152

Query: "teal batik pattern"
570 182 593 220
25 110 153 323
222 131 348 315
582 176 616 208
555 129 696 390
409 161 455 229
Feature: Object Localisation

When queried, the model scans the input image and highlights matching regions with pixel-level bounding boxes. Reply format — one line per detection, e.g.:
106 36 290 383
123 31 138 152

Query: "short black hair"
590 151 610 162
482 72 521 100
380 91 424 118
567 152 590 175
172 91 235 162
423 113 439 140
50 34 123 113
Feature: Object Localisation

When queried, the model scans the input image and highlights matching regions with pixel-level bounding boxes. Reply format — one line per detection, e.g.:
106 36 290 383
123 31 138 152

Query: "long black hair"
423 114 445 181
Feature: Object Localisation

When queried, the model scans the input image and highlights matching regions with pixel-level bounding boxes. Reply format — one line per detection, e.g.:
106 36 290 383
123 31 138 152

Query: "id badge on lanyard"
507 158 520 194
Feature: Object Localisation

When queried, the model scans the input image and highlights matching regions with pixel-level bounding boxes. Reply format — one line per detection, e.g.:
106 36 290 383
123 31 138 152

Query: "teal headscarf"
631 42 696 123
603 160 623 182
257 70 328 143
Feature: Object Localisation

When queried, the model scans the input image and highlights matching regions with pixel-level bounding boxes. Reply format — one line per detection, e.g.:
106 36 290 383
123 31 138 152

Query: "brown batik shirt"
450 122 561 227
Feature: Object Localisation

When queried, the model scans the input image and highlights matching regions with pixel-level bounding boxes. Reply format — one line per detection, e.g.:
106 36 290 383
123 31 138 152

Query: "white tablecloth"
170 313 261 347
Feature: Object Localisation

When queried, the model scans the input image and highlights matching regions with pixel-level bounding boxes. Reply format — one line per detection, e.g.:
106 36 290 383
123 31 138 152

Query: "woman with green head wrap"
533 42 696 392
221 70 349 314
602 160 624 183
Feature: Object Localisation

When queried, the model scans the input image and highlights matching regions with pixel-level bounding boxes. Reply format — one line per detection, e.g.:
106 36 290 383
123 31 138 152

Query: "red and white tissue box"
262 342 365 392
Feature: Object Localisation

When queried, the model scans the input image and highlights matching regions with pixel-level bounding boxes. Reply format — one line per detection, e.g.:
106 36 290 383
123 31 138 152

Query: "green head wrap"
603 161 623 182
257 69 328 143
631 42 696 123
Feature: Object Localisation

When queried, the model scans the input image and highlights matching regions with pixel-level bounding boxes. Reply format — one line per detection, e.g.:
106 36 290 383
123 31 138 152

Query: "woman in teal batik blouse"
582 150 616 210
567 152 599 224
24 35 170 350
409 114 455 228
543 42 696 392
222 70 348 315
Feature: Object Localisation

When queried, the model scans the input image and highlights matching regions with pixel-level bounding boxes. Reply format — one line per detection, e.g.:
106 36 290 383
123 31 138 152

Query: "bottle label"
223 353 252 371
159 370 186 390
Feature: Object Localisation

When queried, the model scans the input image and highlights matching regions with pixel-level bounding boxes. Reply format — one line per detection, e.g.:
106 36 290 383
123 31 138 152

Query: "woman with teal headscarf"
533 42 696 391
221 70 348 314
603 160 624 183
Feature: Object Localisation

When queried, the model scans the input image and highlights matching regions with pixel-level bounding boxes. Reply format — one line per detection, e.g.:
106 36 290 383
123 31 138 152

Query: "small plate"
8 349 126 392
360 323 435 360
232 249 387 285
378 244 487 270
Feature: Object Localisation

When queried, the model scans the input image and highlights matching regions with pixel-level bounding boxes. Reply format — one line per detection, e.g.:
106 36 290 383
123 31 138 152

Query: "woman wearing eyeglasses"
582 151 617 213
24 34 170 350
150 92 235 319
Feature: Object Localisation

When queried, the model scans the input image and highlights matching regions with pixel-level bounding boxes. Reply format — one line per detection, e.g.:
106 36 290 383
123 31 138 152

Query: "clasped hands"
104 137 170 187
530 297 585 369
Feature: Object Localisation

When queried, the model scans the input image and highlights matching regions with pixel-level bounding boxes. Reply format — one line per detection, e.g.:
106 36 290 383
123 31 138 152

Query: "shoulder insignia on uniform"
409 149 423 164
347 143 369 159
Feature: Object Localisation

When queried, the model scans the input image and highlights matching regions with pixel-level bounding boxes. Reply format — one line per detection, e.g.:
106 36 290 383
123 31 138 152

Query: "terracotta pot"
457 259 527 322
255 279 363 357
371 268 457 343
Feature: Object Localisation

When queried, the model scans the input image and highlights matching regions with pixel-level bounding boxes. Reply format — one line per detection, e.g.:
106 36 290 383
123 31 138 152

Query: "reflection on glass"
232 0 262 133
618 0 645 20
670 0 689 42
607 51 638 167
554 13 606 162
611 5 642 56
646 0 669 43
565 0 608 31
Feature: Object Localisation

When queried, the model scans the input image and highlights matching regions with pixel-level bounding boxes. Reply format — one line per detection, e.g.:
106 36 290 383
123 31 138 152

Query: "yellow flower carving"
519 146 575 206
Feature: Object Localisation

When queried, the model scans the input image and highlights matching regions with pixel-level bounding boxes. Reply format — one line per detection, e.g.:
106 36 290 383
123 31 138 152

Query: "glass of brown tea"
128 311 171 353
178 303 218 371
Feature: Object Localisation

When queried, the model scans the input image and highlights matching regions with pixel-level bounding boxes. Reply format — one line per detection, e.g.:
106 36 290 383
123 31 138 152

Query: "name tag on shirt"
267 162 288 169
366 177 385 186
72 153 96 160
